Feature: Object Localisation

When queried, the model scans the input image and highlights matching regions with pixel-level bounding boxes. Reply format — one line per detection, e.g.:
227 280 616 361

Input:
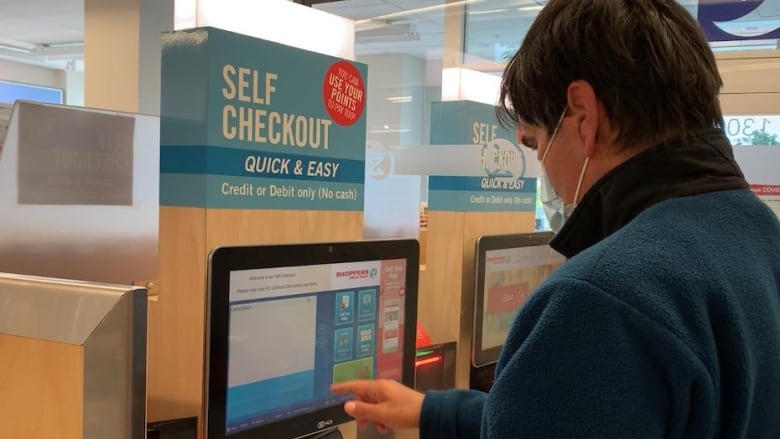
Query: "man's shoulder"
574 189 774 270
534 188 779 341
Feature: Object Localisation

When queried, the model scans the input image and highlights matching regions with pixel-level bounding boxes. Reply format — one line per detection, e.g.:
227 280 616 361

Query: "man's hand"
331 379 424 433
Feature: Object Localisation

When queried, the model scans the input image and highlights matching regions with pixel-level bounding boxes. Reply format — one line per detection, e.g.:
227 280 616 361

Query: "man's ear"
566 80 599 157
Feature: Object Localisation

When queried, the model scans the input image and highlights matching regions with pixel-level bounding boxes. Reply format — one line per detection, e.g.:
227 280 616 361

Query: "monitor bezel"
205 239 419 439
471 232 556 368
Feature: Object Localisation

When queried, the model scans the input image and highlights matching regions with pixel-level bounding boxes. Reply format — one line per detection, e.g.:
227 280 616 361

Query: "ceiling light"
177 0 355 59
369 128 411 134
43 42 84 49
355 19 390 32
386 96 413 104
0 39 36 53
356 23 420 43
469 8 507 16
518 5 544 13
0 44 32 54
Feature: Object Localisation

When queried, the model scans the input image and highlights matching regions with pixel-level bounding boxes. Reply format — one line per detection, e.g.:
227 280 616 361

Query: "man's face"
518 119 585 205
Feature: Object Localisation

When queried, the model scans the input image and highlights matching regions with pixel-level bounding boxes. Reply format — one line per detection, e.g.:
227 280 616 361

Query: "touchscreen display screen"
225 259 408 435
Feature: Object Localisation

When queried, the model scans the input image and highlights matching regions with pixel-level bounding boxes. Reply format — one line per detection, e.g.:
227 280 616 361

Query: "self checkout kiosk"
204 240 419 439
470 232 564 391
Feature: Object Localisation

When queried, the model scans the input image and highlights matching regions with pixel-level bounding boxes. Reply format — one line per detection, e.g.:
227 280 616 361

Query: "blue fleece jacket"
420 189 780 438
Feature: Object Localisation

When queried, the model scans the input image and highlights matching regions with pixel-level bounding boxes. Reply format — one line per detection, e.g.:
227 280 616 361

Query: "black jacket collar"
550 129 749 258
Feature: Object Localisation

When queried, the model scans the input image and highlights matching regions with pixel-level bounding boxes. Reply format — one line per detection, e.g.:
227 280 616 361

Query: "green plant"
735 129 780 146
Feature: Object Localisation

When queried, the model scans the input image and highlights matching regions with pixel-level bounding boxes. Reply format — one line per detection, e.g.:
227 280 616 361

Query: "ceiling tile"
0 0 82 17
0 16 47 37
34 11 84 31
10 28 83 45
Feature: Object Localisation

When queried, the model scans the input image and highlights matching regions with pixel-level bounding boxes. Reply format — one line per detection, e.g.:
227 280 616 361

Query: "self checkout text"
221 65 333 149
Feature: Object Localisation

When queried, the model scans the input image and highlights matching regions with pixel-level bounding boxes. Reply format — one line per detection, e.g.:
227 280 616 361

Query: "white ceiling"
0 0 83 45
0 0 83 69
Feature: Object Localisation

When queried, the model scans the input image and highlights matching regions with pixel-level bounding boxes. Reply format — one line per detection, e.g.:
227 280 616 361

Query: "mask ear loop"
541 109 568 164
572 156 590 205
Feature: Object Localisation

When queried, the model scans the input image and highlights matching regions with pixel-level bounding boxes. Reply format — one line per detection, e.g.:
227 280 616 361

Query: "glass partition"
724 114 780 145
314 0 780 239
463 0 779 61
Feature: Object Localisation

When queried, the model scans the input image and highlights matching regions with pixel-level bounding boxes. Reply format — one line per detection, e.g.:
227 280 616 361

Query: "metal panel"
0 272 148 439
83 288 147 439
0 101 159 285
0 272 128 345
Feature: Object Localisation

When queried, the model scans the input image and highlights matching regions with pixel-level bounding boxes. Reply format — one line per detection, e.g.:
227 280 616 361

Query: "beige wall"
0 58 84 106
0 58 64 89
718 50 780 114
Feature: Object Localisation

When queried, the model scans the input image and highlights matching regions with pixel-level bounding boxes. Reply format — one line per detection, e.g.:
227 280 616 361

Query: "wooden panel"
0 334 84 438
147 206 207 423
418 211 465 346
720 93 780 115
419 211 535 388
718 53 780 95
205 210 364 247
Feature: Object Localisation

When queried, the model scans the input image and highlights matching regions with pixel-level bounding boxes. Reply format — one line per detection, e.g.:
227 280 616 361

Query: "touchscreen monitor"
472 232 564 367
205 240 419 439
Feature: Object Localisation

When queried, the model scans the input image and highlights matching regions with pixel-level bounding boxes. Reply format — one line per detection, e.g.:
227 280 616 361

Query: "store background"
0 2 777 438
1 0 777 235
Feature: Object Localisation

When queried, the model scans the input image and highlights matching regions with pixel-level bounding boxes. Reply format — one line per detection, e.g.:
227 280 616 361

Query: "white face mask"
539 109 590 233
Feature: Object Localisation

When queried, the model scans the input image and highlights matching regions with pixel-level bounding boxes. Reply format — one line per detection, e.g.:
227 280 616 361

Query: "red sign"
416 322 432 348
377 259 406 381
487 283 530 314
322 60 365 126
751 184 780 195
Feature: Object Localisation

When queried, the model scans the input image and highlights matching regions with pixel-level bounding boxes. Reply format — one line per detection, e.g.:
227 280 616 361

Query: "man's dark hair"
498 0 724 149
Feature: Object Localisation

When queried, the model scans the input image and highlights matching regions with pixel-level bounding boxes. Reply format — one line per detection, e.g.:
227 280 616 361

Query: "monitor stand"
469 362 496 392
302 428 343 439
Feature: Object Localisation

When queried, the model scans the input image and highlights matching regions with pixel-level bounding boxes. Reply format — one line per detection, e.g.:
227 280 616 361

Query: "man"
332 0 780 437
